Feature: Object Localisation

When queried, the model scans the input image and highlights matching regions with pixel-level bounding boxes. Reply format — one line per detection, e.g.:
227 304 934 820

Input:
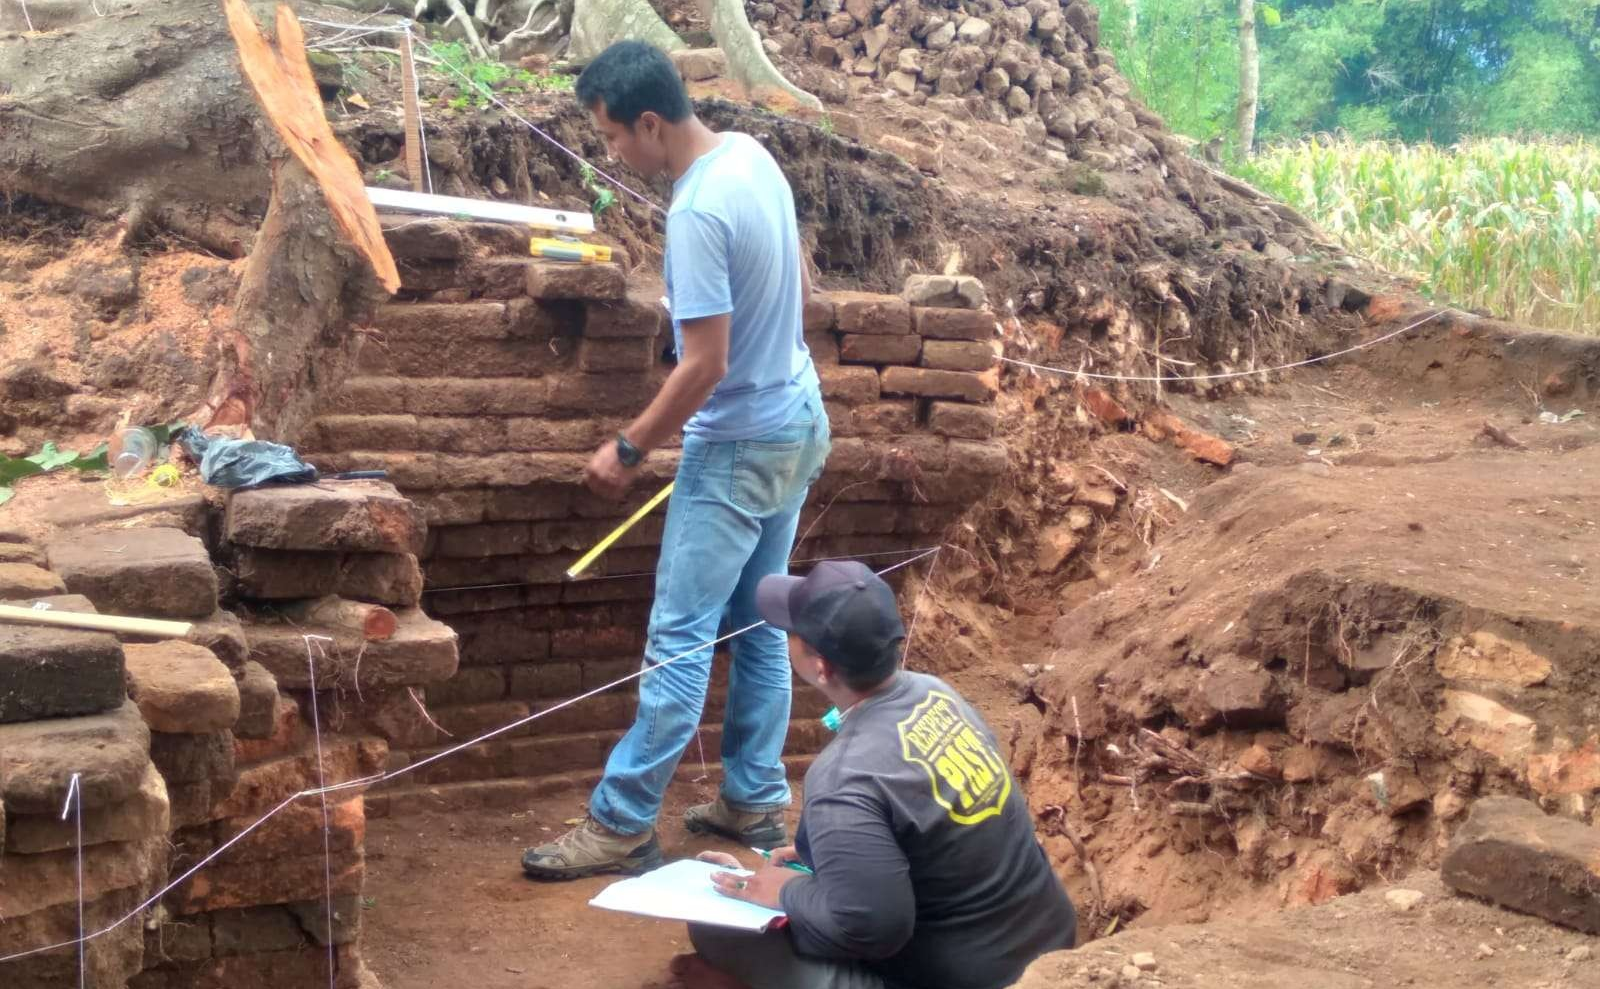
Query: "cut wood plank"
0 604 193 638
279 596 397 641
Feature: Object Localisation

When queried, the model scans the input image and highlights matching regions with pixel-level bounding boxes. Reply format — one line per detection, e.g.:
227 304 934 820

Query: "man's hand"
710 863 801 910
766 845 801 867
584 439 641 499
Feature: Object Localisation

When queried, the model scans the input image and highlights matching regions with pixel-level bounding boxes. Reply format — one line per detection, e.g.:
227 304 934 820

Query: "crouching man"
681 561 1076 989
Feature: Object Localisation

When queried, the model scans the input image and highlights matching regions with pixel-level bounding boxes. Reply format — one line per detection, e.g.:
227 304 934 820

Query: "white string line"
16 0 34 32
421 546 944 594
302 636 339 989
402 26 436 195
60 774 84 989
0 548 940 966
1000 307 1456 384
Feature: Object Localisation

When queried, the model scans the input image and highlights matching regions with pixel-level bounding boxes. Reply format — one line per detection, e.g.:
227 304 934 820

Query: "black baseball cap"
755 560 906 676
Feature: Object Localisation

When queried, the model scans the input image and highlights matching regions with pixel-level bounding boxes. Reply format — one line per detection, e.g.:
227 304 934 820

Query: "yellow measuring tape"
565 482 675 579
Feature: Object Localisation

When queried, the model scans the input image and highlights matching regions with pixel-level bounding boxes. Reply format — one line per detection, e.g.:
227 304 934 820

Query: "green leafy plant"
0 442 110 507
580 161 616 218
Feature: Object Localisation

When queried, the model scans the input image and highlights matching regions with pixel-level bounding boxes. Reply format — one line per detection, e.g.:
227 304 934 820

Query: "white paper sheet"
588 859 787 932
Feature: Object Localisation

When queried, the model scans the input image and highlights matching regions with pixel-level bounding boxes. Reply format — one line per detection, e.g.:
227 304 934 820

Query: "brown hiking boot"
521 816 663 881
683 797 787 850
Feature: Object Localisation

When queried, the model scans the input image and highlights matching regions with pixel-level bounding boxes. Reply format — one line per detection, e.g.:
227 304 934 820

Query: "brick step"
388 717 829 789
365 754 819 819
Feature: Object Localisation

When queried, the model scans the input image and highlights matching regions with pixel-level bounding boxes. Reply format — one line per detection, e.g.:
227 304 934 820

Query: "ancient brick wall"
0 484 455 988
303 218 1007 806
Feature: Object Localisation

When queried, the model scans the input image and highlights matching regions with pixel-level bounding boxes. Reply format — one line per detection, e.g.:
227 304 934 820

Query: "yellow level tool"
531 236 612 264
565 482 674 579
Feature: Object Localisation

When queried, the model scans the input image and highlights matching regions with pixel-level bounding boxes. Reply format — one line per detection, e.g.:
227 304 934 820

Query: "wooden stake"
399 29 425 193
280 596 397 641
0 605 193 639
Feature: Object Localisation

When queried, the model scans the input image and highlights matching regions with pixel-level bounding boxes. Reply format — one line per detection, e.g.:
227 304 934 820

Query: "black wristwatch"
615 433 644 468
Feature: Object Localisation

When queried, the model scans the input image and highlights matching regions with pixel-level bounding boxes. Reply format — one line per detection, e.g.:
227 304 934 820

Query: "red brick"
470 258 534 299
805 331 840 364
328 377 407 414
433 700 532 739
482 483 574 521
579 337 657 372
584 294 665 338
424 667 508 706
803 296 837 332
840 334 922 365
833 291 912 335
504 733 611 775
526 262 625 301
552 625 646 657
819 365 880 404
434 522 532 558
405 377 550 415
458 624 550 666
920 339 996 371
508 661 582 699
547 369 666 413
913 307 995 341
506 297 581 339
927 401 997 439
881 366 995 403
849 400 917 435
373 301 507 340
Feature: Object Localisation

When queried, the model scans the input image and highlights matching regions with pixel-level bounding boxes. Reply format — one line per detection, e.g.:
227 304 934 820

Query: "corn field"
1237 138 1600 335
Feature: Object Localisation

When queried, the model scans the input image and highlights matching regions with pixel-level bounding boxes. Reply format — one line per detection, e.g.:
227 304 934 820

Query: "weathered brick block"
425 666 509 706
840 334 922 365
47 528 217 619
380 217 465 260
547 369 665 413
833 291 912 335
482 483 574 522
374 302 507 340
234 662 279 740
921 339 996 371
804 503 901 536
434 522 533 558
231 548 338 599
125 641 240 734
459 624 550 667
329 376 408 414
913 307 995 341
336 552 423 607
1442 796 1600 933
851 400 918 436
552 625 646 657
804 295 837 332
524 692 635 735
928 401 998 439
246 609 458 690
471 258 534 299
819 365 881 404
507 297 582 340
406 377 550 415
504 733 610 776
0 610 123 724
430 453 587 490
805 331 840 364
410 490 489 526
225 481 423 555
0 562 66 598
881 366 995 403
150 729 237 785
432 700 532 739
874 434 949 474
508 662 582 699
527 261 625 301
310 414 417 452
579 337 657 373
584 294 665 338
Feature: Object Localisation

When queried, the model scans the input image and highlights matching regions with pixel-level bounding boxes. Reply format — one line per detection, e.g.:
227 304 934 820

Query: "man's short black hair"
830 638 904 693
575 41 692 127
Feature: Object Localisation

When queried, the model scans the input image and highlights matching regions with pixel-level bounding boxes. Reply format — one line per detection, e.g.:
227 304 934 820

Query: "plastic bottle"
109 427 157 479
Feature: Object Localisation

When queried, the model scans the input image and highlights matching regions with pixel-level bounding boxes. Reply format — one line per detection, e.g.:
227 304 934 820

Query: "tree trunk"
699 0 821 111
567 0 684 64
1235 0 1259 155
0 0 269 256
203 155 388 441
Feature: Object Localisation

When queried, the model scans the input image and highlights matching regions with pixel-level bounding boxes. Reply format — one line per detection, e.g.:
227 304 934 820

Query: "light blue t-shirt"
664 132 820 442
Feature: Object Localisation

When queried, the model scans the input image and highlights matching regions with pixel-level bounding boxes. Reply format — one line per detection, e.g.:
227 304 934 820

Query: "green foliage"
1091 0 1600 145
579 162 616 218
0 441 112 507
430 41 574 109
1238 137 1600 333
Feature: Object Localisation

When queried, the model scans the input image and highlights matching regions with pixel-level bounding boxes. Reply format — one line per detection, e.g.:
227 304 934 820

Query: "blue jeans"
589 392 831 835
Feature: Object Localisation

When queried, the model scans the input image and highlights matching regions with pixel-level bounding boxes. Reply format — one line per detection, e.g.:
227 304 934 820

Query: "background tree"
1235 0 1258 154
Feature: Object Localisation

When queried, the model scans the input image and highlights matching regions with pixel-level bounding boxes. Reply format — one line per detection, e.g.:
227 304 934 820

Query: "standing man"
522 40 830 880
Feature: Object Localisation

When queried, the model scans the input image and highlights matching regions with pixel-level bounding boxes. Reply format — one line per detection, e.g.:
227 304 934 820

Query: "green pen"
753 847 814 875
